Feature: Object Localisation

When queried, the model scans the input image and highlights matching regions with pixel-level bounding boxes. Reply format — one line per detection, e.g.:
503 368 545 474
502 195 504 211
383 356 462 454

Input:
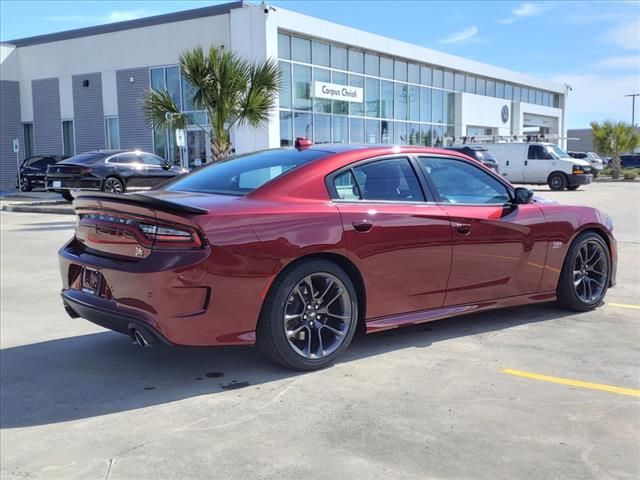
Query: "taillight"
139 222 203 249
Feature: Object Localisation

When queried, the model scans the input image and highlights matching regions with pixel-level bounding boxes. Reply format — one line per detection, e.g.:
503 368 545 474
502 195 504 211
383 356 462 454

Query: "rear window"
165 149 330 196
60 153 105 164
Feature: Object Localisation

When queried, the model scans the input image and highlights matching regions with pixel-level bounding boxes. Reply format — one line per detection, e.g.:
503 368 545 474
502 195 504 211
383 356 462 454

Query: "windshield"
545 145 571 159
588 152 602 159
165 148 331 196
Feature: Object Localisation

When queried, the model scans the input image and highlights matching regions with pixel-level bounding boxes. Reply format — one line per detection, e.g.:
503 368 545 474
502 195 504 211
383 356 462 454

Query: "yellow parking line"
607 302 640 310
501 369 640 398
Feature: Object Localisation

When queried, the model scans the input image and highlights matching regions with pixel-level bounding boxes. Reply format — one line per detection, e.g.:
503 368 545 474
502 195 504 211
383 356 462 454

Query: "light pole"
624 93 640 126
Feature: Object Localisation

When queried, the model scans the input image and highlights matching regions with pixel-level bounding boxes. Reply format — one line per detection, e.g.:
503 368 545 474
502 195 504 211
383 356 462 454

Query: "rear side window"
528 145 552 160
419 156 510 204
61 153 105 164
166 149 330 196
332 157 425 202
110 154 139 165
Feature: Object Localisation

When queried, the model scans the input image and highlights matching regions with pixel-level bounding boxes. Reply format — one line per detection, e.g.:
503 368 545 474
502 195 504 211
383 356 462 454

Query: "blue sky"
1 0 639 128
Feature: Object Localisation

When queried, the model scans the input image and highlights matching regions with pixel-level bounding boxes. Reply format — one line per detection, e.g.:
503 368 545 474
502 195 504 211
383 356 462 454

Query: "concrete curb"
594 177 640 183
1 204 74 215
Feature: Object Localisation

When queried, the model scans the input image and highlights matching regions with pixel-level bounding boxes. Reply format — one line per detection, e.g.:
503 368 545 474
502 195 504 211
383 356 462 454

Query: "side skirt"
365 292 557 334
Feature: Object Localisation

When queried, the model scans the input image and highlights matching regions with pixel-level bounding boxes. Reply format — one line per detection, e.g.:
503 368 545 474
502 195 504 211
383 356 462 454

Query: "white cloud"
438 26 479 44
47 10 148 24
597 55 640 70
551 73 640 128
607 19 640 50
499 2 551 24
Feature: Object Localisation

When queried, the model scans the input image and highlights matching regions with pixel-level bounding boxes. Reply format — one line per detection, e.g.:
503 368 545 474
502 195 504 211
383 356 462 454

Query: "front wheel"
20 177 31 192
557 232 610 311
257 260 359 371
548 172 568 191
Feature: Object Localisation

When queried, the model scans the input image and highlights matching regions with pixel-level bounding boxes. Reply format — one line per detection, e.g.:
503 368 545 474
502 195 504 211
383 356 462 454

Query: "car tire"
61 191 74 202
19 177 31 192
257 259 359 371
557 231 610 312
103 177 125 194
567 185 580 191
548 172 568 191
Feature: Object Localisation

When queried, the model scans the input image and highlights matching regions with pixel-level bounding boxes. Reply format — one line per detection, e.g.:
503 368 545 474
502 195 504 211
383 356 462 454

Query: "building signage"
313 81 363 103
12 138 19 153
501 105 509 124
175 129 185 148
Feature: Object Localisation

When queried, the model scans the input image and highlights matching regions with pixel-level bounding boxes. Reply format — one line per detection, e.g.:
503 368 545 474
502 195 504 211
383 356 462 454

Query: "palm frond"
142 88 186 130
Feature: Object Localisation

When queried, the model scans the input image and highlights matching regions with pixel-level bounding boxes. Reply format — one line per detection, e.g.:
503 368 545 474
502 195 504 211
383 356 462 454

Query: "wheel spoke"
316 328 324 357
285 313 302 321
304 276 317 300
318 279 335 301
322 324 345 337
286 324 306 338
326 312 350 321
325 288 343 308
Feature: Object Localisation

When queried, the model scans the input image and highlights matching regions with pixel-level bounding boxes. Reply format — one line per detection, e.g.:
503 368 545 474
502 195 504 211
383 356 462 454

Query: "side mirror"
162 163 172 170
513 187 534 205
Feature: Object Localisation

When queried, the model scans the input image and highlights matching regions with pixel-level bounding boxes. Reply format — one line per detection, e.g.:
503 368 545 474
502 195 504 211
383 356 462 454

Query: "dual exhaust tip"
130 328 153 348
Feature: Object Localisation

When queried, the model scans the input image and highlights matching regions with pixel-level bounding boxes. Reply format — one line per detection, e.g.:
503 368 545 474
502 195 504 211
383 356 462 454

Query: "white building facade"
0 1 566 191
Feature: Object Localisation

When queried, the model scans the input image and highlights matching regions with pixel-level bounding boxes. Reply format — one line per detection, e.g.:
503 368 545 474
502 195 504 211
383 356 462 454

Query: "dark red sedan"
59 145 616 370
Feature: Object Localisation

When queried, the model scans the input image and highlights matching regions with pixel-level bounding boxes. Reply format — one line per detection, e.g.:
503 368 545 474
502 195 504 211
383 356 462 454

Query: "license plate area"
82 268 103 295
53 180 62 188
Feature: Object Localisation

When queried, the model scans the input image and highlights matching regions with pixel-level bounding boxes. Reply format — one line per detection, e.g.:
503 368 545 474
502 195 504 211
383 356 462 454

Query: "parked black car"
46 150 188 201
444 145 499 173
18 155 69 191
620 154 640 168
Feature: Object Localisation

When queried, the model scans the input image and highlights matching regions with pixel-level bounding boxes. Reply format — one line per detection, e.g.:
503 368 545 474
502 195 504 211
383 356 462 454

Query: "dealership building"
0 0 567 191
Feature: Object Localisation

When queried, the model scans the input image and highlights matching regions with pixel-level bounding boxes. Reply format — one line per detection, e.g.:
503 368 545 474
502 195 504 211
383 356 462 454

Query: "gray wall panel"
116 68 153 151
73 72 105 153
32 77 63 155
0 80 22 191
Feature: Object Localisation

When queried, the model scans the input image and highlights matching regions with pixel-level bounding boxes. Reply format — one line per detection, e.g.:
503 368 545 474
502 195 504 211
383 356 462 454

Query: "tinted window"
528 145 552 160
346 157 424 202
29 158 48 169
110 154 140 165
333 170 360 200
419 156 509 204
166 149 330 196
142 155 166 166
60 153 105 164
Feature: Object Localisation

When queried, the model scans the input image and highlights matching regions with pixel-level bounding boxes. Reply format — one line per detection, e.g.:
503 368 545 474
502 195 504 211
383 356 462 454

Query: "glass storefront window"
294 112 313 140
443 71 454 90
331 45 347 70
105 117 120 149
521 87 529 102
151 68 165 91
513 86 521 102
366 119 380 143
62 120 75 156
465 75 475 94
496 82 504 99
349 75 364 116
153 127 168 160
292 36 311 63
279 61 292 108
166 67 181 108
408 85 419 122
279 111 293 146
421 66 432 86
312 41 330 67
394 60 407 81
553 94 560 108
278 33 290 60
486 80 495 97
23 123 34 158
348 50 364 73
314 114 331 143
350 118 365 143
408 63 420 84
380 57 393 79
394 83 408 121
365 53 379 76
433 69 444 88
476 78 486 96
332 71 348 115
313 68 331 113
444 92 455 125
381 80 394 119
432 89 444 124
420 87 432 122
536 90 543 105
381 120 393 144
365 77 380 118
432 125 444 147
408 123 420 145
529 89 536 104
395 121 407 144
182 74 198 111
454 73 464 92
332 115 348 143
505 84 513 100
293 64 312 111
421 125 432 146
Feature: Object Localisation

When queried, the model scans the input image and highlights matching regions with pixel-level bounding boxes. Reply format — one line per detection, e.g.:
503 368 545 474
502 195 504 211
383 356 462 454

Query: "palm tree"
144 46 280 162
590 120 640 179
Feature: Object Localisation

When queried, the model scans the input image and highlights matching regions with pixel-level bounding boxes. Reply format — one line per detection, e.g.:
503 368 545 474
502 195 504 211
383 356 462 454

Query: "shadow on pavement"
1 303 576 429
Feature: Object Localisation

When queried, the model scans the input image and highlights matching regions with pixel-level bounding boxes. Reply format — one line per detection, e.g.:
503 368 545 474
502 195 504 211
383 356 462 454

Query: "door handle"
453 223 471 236
352 220 373 233
525 160 528 166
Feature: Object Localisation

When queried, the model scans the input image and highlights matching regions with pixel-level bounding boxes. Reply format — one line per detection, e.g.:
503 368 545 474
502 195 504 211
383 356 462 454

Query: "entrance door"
186 129 211 169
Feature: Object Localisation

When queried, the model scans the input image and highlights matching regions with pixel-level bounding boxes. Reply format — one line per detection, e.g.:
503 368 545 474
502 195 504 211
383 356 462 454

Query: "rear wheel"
548 172 568 191
257 259 359 371
103 177 125 194
557 232 610 311
567 185 580 191
61 191 74 202
20 177 31 192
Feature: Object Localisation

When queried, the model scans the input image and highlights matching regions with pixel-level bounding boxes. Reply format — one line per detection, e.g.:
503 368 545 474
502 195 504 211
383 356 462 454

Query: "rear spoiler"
72 191 209 215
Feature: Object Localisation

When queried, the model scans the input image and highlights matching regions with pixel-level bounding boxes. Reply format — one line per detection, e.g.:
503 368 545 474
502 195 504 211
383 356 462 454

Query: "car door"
525 144 557 183
416 155 548 306
329 156 452 320
107 153 145 188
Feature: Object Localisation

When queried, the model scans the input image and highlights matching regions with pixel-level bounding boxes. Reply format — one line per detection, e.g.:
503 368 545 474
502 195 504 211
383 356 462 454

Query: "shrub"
623 171 638 180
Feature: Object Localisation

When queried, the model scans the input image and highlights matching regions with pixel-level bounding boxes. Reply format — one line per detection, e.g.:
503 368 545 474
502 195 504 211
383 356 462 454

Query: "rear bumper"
61 289 171 345
46 177 102 191
568 173 592 186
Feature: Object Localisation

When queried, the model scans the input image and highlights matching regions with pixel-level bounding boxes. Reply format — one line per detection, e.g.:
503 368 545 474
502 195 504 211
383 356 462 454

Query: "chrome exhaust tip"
131 329 150 348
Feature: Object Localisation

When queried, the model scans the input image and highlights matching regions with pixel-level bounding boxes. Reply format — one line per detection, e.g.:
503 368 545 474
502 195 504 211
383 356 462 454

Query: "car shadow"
1 303 576 429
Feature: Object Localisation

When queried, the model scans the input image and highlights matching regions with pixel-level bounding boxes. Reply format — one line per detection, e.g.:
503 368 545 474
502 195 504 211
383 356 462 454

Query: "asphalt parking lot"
1 182 638 480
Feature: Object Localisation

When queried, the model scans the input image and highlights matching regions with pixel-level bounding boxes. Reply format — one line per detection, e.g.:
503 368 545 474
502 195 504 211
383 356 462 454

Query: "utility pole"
624 93 640 126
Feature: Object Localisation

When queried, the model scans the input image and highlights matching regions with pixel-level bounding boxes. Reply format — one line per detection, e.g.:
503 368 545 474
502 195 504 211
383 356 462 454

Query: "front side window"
142 154 166 166
528 145 553 160
419 156 510 204
338 157 424 202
